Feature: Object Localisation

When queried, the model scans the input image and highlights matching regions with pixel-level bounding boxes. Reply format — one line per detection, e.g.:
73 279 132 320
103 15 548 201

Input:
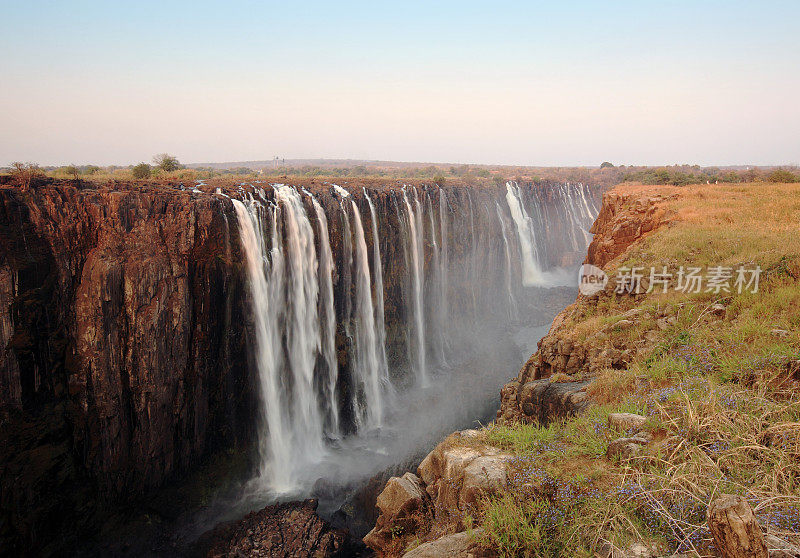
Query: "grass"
469 182 800 557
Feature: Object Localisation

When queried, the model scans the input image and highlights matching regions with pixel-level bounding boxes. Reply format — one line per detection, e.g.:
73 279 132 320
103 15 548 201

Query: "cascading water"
310 195 340 436
365 191 390 393
401 187 428 387
230 179 600 499
350 199 385 428
273 186 326 468
505 181 544 286
232 197 293 490
495 201 518 319
437 189 450 362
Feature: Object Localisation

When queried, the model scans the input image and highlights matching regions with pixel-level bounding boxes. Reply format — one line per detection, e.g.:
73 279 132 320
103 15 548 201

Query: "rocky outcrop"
364 430 508 556
198 499 366 557
585 187 677 269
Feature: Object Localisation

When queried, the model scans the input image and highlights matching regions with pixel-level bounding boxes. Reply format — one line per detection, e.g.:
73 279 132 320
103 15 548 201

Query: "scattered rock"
772 329 791 339
710 304 727 317
402 529 486 558
707 494 768 558
608 413 647 432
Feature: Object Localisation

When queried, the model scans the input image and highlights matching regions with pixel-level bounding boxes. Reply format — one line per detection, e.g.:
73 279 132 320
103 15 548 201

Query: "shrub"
132 163 151 179
433 174 445 188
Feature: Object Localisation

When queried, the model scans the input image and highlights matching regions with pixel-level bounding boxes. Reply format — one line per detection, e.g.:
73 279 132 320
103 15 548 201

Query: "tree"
767 169 799 183
153 153 181 172
433 174 445 188
10 162 42 190
493 174 507 187
85 165 101 175
600 161 615 168
64 165 80 180
132 163 152 179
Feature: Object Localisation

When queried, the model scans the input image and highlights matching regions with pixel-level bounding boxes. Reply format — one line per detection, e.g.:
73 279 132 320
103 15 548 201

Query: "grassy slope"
463 183 800 557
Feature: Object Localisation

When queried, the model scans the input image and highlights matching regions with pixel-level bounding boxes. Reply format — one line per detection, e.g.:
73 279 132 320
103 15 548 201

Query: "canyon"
0 175 599 555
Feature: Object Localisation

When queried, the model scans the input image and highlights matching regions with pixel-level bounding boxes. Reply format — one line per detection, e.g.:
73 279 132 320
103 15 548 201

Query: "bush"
132 163 151 179
600 161 615 168
433 174 445 188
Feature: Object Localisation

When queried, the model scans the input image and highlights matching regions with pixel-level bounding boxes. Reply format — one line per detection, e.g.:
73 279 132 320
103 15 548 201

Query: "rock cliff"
0 178 257 553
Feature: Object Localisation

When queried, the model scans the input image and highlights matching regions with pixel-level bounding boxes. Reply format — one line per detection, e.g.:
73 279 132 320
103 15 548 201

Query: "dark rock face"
0 180 256 553
196 499 368 557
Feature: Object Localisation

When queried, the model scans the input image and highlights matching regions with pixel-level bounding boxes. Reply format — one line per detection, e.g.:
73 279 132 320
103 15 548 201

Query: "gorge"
0 176 600 555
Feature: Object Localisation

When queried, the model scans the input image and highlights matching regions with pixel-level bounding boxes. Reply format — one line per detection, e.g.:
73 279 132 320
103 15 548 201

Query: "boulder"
608 413 647 433
363 473 431 553
402 529 486 558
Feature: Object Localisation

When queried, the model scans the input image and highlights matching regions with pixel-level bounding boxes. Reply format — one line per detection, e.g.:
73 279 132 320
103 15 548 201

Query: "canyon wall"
0 177 601 552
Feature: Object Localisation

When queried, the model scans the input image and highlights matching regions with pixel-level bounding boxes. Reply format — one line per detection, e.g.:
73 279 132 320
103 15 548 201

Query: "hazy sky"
2 1 798 167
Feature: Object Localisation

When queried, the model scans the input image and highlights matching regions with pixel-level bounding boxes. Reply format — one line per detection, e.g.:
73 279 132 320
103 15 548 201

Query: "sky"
1 0 799 167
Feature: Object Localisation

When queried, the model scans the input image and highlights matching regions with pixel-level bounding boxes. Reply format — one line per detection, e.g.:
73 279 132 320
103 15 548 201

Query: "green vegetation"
620 165 799 186
153 153 182 172
132 162 152 179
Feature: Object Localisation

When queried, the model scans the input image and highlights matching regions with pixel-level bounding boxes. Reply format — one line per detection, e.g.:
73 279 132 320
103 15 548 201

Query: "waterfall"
230 180 599 494
438 189 450 360
466 190 479 317
402 187 428 386
339 198 353 337
505 181 544 286
232 197 293 490
350 200 384 427
310 195 339 436
426 192 447 366
272 185 326 462
365 191 390 392
495 201 517 319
